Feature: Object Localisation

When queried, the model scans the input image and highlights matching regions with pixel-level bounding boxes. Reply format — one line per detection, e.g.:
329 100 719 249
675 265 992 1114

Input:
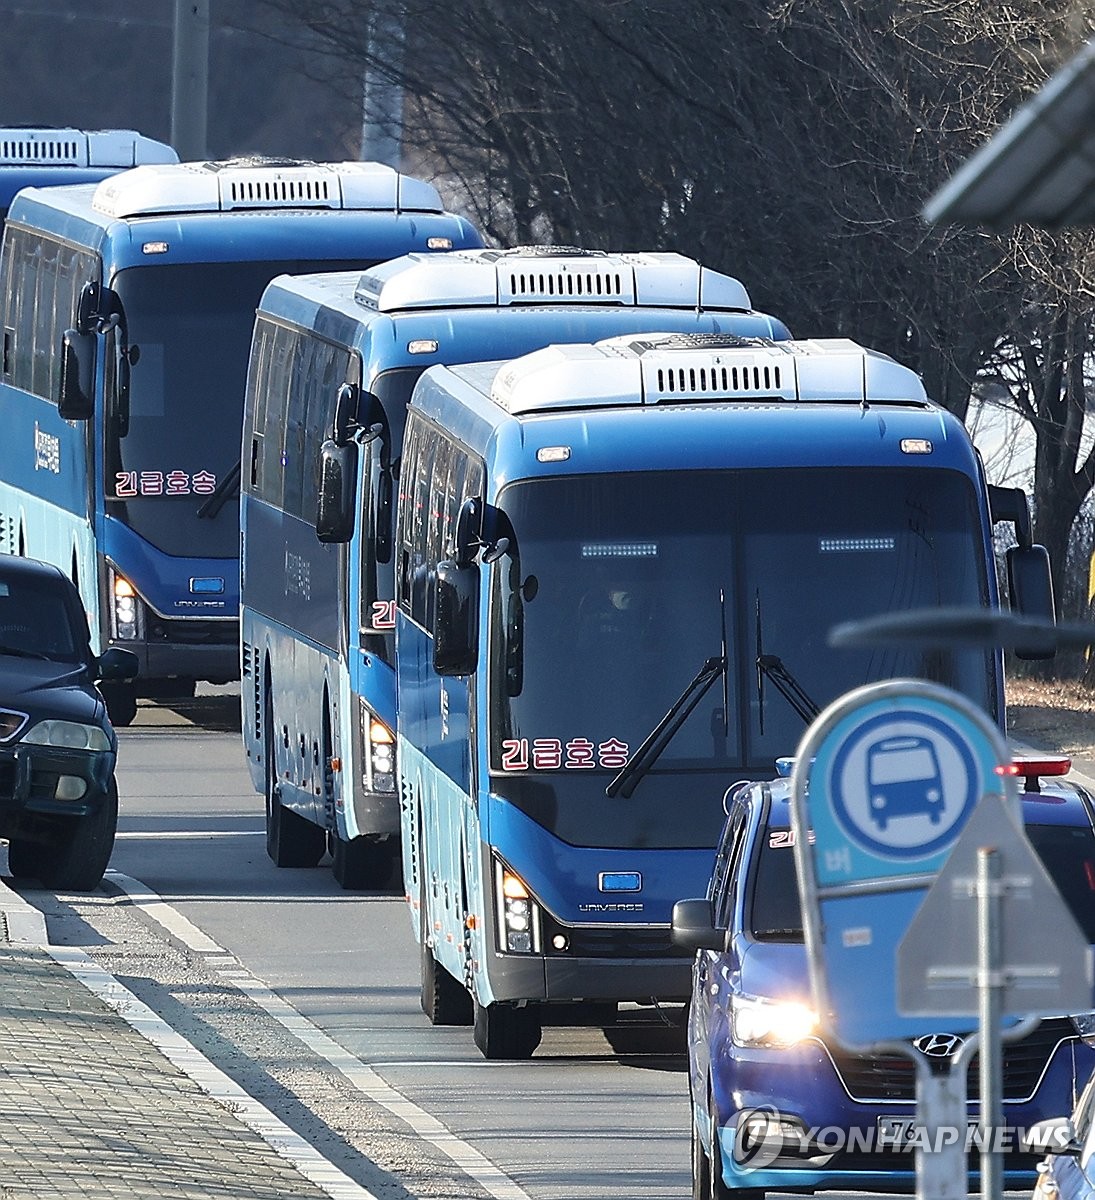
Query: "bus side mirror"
58 329 95 421
316 438 357 544
1007 544 1056 660
332 382 359 447
434 560 478 676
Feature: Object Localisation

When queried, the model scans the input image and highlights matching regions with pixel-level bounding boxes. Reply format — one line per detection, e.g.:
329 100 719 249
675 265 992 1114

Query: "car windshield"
0 575 82 664
748 816 1095 943
104 258 371 558
488 465 993 850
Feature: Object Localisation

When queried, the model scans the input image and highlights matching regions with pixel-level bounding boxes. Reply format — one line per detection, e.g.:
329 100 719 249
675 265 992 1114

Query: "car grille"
829 1018 1076 1102
0 758 14 798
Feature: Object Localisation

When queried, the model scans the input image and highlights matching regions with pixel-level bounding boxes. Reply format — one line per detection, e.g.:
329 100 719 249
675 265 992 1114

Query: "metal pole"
171 0 210 161
978 846 1003 1200
361 2 404 167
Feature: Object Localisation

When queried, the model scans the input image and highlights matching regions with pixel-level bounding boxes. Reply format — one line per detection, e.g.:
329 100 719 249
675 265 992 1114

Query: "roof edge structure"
924 38 1095 229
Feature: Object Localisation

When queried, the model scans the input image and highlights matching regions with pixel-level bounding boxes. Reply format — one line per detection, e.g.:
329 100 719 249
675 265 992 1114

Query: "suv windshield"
489 466 992 850
749 816 1095 943
105 258 371 558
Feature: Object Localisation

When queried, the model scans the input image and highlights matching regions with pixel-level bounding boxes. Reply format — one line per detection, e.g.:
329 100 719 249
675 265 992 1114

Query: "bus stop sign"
790 679 1017 1046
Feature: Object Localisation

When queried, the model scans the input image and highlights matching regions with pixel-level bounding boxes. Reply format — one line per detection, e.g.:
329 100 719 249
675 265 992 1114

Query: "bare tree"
255 0 1095 617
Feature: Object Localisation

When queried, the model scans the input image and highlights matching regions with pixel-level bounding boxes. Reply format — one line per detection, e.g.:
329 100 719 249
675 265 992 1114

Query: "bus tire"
100 681 138 727
36 777 118 892
472 998 542 1060
420 935 473 1025
331 835 394 891
264 691 325 868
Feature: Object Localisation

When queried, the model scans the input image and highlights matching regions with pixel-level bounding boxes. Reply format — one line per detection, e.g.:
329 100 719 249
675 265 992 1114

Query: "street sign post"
789 679 1017 1046
789 678 1019 1200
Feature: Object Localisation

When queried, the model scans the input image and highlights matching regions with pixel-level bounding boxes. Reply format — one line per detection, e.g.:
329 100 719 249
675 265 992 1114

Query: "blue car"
672 763 1095 1198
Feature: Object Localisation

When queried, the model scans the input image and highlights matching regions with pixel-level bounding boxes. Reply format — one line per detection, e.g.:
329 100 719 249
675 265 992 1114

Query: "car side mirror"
96 647 139 682
670 897 726 952
1021 1116 1078 1156
58 329 95 421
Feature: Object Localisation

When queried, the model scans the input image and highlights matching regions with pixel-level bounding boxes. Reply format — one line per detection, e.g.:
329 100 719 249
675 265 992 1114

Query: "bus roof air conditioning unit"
353 248 751 313
92 159 444 218
0 128 177 168
490 336 929 414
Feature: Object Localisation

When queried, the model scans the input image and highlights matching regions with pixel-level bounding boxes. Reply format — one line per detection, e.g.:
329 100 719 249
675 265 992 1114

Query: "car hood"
737 937 814 1006
0 657 108 733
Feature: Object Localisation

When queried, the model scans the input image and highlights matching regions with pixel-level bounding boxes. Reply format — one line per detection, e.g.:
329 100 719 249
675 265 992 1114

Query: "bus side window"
244 320 272 494
262 325 295 512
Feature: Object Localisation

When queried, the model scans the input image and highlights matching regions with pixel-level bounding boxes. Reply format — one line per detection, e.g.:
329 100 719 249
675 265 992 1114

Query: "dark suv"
0 555 136 890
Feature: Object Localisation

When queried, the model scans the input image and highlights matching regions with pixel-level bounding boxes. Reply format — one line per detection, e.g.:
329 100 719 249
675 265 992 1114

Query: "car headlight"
731 993 817 1048
22 720 111 752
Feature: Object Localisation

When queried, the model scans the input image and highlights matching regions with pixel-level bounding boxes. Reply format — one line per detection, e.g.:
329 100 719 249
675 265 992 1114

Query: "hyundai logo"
913 1033 965 1058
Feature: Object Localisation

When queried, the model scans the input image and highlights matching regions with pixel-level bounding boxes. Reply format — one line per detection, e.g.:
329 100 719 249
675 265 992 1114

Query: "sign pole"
977 845 1003 1200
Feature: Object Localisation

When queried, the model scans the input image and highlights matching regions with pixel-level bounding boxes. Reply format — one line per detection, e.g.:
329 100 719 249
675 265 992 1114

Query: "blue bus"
239 248 792 888
0 127 176 230
0 157 480 724
396 333 1050 1058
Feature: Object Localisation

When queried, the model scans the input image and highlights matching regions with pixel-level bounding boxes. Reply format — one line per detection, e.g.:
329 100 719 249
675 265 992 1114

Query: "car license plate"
876 1117 978 1149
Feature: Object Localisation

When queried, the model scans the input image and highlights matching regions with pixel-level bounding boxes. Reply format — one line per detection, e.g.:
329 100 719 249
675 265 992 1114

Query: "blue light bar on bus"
189 577 225 594
581 542 658 558
818 537 896 553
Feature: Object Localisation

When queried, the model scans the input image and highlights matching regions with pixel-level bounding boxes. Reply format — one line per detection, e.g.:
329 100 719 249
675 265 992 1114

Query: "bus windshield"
488 466 993 850
105 259 367 558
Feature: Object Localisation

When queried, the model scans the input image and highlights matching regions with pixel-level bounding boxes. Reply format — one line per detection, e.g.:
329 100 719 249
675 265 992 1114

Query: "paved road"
1 687 1056 1198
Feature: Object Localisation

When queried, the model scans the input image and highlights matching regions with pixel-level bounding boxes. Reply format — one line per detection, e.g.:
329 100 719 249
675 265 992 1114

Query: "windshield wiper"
752 926 804 941
606 589 731 800
0 645 52 661
197 459 241 519
755 590 820 732
756 655 820 727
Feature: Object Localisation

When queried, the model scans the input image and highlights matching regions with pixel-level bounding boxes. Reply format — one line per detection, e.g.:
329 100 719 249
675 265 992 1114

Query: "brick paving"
0 943 341 1199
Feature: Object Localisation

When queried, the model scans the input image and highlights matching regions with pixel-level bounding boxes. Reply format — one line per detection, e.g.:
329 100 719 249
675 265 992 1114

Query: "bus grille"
542 920 691 959
144 616 235 646
828 1018 1077 1102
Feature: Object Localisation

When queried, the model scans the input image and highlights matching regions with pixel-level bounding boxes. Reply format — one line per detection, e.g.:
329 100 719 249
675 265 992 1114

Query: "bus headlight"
494 859 541 954
359 701 395 794
110 571 142 641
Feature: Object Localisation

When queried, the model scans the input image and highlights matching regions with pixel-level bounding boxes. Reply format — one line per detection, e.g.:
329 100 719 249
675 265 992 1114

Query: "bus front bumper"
483 952 691 1005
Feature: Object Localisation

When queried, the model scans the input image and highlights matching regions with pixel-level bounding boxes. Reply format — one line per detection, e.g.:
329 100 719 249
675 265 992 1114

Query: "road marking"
115 830 265 838
106 870 533 1200
50 944 378 1200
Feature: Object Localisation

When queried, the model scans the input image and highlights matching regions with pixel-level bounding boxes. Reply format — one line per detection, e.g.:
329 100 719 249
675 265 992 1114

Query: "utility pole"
361 2 404 168
171 0 210 161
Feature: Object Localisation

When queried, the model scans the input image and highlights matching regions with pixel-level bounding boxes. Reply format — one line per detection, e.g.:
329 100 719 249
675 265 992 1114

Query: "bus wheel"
420 923 473 1025
100 682 138 728
36 777 119 892
331 835 394 891
472 999 542 1060
264 693 325 868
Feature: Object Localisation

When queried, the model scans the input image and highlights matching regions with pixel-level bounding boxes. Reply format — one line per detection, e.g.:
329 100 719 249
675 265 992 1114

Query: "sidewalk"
0 887 366 1200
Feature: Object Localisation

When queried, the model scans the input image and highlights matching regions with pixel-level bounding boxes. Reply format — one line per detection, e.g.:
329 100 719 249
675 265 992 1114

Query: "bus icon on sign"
867 736 944 831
